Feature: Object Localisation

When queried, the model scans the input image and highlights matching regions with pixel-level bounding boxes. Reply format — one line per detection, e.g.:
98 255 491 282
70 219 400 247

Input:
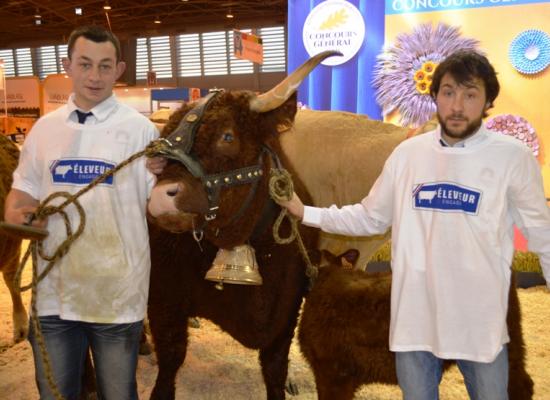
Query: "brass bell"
205 244 263 288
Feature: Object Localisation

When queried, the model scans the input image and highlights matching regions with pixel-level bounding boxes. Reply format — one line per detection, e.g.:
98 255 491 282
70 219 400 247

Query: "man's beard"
438 113 483 141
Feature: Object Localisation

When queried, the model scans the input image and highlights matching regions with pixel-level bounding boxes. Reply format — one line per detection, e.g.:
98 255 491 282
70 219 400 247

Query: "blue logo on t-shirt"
50 159 115 185
413 182 481 214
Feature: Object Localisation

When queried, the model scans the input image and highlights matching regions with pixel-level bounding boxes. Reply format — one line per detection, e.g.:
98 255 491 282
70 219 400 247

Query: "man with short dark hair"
278 50 550 399
4 25 158 399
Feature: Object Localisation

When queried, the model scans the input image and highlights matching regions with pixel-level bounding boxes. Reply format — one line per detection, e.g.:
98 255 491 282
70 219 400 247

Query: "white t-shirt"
303 125 550 362
13 94 159 323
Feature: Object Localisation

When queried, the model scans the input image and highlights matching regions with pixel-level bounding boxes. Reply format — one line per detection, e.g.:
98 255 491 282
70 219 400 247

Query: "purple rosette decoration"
372 23 480 127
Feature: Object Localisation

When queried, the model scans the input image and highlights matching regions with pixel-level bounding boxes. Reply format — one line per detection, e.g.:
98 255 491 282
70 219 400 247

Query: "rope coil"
269 168 318 286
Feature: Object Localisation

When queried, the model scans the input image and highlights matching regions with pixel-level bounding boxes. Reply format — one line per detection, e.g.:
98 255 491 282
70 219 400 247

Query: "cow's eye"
214 129 239 157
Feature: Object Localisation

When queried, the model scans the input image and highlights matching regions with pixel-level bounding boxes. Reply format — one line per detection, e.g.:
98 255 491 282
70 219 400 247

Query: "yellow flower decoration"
415 81 430 95
422 61 437 74
413 70 426 82
413 62 437 95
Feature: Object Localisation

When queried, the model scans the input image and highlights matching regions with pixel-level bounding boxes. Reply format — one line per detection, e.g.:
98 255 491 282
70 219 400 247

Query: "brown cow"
145 52 338 399
0 135 26 343
148 109 430 271
299 249 534 400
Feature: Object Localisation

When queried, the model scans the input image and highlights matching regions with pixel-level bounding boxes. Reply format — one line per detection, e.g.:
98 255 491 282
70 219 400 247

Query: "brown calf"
299 250 533 400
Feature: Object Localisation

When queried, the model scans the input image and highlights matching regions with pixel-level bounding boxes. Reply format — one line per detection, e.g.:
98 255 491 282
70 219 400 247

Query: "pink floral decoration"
486 114 539 156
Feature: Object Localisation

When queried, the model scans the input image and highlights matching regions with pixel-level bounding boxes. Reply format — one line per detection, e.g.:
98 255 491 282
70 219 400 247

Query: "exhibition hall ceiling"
0 0 287 49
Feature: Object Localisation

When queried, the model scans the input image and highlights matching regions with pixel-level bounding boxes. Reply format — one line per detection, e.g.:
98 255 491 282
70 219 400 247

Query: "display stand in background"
3 76 41 144
150 87 209 114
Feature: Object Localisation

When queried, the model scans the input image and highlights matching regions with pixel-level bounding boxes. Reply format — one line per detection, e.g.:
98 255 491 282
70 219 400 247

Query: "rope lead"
269 169 318 286
14 145 154 400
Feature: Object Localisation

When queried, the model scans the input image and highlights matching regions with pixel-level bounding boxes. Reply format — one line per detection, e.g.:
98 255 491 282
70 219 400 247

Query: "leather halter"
156 90 221 178
153 90 266 224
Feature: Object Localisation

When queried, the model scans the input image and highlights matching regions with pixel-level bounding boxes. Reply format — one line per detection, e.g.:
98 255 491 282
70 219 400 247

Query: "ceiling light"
34 10 42 25
103 3 111 10
154 16 161 24
226 11 234 19
75 7 82 15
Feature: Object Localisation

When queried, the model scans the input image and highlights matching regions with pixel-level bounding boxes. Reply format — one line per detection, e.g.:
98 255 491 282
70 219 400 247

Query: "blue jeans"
395 346 509 400
28 315 143 400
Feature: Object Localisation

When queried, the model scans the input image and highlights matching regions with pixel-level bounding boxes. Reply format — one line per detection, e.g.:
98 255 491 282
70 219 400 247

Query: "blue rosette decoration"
509 29 550 75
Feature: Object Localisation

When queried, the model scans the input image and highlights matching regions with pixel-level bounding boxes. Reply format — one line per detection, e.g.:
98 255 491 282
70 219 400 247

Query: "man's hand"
5 204 34 225
4 189 47 228
146 157 167 175
276 192 305 220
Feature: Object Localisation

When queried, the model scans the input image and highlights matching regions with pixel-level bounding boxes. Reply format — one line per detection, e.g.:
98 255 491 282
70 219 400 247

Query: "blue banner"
50 159 115 186
151 88 209 101
386 0 550 15
413 182 482 214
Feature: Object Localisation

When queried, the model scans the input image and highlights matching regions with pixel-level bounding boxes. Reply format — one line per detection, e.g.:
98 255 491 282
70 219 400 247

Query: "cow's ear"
339 249 360 267
262 92 298 135
340 257 354 269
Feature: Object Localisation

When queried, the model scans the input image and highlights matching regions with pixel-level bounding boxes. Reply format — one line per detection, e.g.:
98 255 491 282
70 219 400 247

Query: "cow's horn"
249 50 342 113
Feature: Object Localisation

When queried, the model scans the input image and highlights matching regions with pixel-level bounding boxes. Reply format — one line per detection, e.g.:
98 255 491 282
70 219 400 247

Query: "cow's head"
147 51 341 248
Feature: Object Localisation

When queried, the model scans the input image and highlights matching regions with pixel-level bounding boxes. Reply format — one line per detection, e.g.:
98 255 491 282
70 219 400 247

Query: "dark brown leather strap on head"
154 90 222 178
164 91 221 154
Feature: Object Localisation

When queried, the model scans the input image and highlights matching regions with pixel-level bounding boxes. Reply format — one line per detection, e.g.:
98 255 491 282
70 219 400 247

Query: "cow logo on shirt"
50 159 115 185
413 182 481 214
